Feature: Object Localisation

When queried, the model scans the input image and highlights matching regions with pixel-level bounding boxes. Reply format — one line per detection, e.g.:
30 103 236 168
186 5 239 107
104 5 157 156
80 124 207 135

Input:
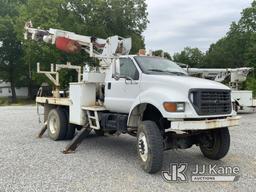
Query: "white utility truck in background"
24 22 240 173
182 67 256 112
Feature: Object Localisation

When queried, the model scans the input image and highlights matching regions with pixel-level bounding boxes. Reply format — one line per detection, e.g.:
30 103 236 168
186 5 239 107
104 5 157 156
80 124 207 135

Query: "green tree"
0 0 27 102
236 1 256 68
237 1 256 33
203 1 256 69
204 22 249 68
152 50 172 60
173 47 205 67
64 0 148 53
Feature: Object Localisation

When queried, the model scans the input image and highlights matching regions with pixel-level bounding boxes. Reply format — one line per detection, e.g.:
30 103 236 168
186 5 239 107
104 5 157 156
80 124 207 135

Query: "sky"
144 0 252 55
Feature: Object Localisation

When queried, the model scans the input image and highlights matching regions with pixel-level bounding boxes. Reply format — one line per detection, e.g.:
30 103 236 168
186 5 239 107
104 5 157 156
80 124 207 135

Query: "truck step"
82 106 107 130
86 110 101 130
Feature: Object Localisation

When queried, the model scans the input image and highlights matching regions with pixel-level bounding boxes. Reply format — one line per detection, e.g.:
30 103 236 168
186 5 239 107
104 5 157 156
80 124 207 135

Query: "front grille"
189 89 232 115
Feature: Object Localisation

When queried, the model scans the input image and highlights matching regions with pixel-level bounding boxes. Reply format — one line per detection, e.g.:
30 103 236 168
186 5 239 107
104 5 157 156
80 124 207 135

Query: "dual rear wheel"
47 108 108 140
47 108 75 141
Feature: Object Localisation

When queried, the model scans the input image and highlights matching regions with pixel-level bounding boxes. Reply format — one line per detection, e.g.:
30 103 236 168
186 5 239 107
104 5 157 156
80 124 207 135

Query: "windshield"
134 56 187 76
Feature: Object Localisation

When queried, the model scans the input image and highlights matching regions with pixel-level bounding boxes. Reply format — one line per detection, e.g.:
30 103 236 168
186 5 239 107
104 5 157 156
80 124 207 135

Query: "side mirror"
113 73 121 81
112 74 133 81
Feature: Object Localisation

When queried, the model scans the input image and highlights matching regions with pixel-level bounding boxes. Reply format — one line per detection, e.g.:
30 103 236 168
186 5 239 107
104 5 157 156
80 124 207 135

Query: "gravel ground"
0 106 255 192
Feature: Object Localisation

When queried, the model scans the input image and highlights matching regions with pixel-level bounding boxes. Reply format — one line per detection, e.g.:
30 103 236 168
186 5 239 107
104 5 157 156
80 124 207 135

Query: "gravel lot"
0 106 255 192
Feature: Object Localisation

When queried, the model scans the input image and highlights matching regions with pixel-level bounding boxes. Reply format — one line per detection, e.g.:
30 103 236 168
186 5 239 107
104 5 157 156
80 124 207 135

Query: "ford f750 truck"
25 22 240 173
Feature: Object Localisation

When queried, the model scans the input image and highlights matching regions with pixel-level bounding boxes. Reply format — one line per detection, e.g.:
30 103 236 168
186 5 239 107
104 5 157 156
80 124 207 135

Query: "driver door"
104 58 141 113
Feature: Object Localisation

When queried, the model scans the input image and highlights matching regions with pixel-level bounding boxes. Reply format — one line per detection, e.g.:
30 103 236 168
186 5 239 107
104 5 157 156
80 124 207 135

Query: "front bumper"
168 116 240 131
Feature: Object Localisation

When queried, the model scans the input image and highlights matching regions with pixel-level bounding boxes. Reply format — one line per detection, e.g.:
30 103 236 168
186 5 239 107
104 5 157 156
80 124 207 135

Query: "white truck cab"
105 55 237 121
25 23 240 174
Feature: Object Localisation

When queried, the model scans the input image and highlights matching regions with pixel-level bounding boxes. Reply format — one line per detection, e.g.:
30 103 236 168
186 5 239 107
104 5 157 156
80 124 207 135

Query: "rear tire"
63 110 76 140
65 124 76 140
137 121 163 174
47 108 68 141
199 127 230 160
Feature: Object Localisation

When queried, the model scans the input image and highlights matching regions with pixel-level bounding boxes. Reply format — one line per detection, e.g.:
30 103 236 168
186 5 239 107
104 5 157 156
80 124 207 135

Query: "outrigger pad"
62 127 91 154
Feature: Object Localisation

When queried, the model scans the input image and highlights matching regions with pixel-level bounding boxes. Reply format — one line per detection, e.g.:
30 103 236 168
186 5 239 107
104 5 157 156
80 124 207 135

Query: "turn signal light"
163 102 185 112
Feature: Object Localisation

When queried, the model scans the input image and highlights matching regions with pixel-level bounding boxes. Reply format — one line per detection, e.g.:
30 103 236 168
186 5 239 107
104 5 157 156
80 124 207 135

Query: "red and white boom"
24 21 132 60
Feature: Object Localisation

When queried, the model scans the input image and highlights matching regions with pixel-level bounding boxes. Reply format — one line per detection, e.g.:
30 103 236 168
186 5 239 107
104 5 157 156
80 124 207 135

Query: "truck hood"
142 75 230 91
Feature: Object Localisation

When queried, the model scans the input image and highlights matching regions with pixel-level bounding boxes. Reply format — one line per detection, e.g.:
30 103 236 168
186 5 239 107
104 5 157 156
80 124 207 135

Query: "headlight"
163 102 185 112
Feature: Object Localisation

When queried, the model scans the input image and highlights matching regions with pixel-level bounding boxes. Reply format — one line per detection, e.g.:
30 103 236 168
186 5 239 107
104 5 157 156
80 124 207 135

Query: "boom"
24 21 132 61
184 67 253 90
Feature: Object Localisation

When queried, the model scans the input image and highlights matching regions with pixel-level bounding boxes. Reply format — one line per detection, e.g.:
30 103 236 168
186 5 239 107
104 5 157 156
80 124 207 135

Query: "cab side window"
120 58 139 80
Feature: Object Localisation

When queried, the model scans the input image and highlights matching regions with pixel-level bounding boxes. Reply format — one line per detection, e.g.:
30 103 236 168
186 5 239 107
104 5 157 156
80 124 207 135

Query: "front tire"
47 108 68 141
137 121 163 174
199 127 230 160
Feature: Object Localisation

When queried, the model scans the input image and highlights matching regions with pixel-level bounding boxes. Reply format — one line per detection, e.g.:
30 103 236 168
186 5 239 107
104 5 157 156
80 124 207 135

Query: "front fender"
128 87 192 127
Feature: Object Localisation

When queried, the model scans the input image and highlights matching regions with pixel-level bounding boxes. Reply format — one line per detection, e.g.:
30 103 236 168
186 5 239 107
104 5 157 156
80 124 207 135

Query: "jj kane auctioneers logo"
162 163 240 182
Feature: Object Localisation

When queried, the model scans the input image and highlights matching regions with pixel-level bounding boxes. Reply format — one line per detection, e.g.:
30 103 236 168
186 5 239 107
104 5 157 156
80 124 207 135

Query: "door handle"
108 82 111 90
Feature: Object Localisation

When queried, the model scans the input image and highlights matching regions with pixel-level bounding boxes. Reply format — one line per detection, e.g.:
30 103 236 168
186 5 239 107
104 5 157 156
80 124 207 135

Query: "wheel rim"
49 114 57 134
138 132 148 162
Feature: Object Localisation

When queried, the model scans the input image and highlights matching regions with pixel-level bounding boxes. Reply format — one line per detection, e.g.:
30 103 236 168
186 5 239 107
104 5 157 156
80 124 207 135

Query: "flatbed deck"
36 97 71 106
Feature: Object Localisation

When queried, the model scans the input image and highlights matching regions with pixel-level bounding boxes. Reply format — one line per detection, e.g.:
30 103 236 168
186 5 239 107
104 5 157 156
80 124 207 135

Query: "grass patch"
0 98 35 106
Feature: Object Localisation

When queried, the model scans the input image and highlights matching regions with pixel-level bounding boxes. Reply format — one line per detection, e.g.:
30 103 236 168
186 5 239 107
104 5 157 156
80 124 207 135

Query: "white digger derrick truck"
25 22 240 174
183 67 256 112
